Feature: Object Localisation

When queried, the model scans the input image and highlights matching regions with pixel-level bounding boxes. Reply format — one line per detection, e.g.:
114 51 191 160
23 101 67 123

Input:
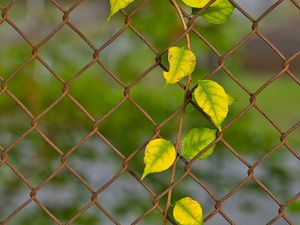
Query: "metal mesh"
0 0 299 224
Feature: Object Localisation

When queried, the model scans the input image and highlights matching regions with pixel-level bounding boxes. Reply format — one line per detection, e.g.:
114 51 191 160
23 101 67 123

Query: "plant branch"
163 0 193 224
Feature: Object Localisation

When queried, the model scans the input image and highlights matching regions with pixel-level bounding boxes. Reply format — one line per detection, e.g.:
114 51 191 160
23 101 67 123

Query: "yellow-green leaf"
192 0 235 24
194 80 229 130
142 139 176 179
173 197 203 225
163 47 196 84
108 0 135 20
181 0 211 8
182 127 216 160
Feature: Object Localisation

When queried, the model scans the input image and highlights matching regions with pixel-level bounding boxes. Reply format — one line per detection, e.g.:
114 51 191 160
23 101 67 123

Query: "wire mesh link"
0 0 299 224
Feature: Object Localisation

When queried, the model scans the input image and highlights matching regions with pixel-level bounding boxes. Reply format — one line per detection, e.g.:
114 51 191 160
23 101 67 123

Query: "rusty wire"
0 0 299 224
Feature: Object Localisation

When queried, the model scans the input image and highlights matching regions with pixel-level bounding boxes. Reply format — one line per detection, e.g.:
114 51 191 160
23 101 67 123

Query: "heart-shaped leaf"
163 46 196 84
182 127 216 160
192 0 235 24
142 139 176 179
194 80 229 130
173 197 204 225
108 0 135 20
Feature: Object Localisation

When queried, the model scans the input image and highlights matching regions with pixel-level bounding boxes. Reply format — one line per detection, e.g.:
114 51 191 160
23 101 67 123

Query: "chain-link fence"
0 0 299 224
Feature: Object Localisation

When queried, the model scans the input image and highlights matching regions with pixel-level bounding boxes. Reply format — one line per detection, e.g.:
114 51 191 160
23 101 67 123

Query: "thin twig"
162 0 192 224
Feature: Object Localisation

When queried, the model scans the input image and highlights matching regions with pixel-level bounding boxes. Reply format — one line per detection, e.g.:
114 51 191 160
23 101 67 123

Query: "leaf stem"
163 0 193 224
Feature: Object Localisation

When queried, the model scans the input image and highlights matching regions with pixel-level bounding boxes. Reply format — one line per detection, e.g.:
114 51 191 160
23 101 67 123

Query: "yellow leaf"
173 197 204 225
142 139 176 179
194 80 229 130
163 47 196 84
108 0 135 20
181 0 211 8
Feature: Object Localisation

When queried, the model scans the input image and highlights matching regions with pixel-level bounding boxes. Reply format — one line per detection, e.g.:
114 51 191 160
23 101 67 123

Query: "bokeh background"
0 0 299 224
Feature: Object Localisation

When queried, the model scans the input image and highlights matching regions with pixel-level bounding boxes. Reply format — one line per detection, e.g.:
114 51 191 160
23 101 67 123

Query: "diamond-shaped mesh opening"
165 173 217 217
7 131 61 186
223 107 281 162
97 172 154 224
189 141 249 197
130 67 185 123
98 100 155 157
224 36 285 90
36 96 93 152
4 1 63 43
100 29 157 85
38 26 94 81
221 180 280 225
67 134 123 189
130 1 181 50
0 164 30 219
257 0 300 55
193 9 253 55
6 59 62 116
254 146 300 202
37 168 92 223
68 1 121 47
189 33 221 80
255 74 300 130
68 63 124 118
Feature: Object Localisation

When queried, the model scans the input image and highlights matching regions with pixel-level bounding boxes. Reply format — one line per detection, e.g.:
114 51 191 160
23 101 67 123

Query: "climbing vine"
108 0 235 224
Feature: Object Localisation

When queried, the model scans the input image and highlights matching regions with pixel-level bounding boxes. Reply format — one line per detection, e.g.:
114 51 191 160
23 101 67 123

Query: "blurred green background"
0 0 299 224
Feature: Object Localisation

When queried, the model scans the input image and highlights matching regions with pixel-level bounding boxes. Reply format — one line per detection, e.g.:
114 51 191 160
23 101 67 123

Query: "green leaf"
182 127 216 160
194 80 229 130
173 197 204 225
182 0 211 8
202 0 234 24
142 139 176 179
163 46 196 84
108 0 135 20
287 201 300 215
192 0 235 24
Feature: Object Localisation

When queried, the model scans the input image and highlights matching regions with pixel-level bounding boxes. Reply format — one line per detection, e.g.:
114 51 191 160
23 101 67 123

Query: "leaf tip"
107 12 114 21
141 169 149 180
216 123 222 131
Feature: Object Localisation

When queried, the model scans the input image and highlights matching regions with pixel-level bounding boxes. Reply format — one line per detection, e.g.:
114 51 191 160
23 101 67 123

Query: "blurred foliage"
0 0 299 224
